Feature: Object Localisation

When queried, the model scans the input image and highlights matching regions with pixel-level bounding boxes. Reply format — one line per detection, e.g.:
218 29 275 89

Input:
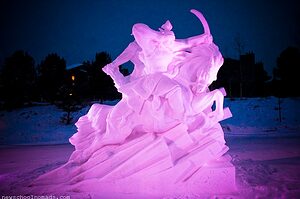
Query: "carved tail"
190 9 210 35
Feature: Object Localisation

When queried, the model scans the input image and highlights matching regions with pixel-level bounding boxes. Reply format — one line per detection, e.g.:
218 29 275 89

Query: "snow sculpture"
29 9 236 198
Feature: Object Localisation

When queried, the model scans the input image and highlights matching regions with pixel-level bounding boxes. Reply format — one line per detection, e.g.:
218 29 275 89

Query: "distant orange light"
71 75 75 81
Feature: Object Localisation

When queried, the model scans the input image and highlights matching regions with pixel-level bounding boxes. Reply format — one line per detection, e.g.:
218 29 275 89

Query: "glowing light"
71 75 75 81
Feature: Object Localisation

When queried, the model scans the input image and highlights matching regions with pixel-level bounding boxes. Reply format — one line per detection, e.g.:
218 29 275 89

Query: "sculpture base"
69 155 236 198
29 122 237 198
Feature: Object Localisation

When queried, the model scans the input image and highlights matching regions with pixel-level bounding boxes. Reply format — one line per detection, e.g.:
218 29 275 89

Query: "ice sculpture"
29 9 236 198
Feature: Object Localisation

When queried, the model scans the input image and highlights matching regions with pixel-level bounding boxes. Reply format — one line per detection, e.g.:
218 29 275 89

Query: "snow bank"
0 105 90 145
222 97 300 135
0 97 299 145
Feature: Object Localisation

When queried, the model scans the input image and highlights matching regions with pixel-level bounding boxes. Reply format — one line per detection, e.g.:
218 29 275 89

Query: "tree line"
211 46 300 98
0 50 127 112
0 46 299 111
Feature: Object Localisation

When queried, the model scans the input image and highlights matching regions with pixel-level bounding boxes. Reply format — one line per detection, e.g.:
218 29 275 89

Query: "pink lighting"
29 9 236 198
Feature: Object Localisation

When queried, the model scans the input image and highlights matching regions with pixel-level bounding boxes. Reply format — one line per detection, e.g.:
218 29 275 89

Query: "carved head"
131 22 176 73
132 23 175 54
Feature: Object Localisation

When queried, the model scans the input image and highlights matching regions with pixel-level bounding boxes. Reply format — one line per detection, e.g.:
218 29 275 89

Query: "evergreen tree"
273 47 300 96
119 65 130 76
38 53 66 101
2 50 36 109
57 86 82 125
89 52 121 101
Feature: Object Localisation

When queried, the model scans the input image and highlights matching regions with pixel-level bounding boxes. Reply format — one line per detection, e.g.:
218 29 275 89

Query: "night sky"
0 0 299 75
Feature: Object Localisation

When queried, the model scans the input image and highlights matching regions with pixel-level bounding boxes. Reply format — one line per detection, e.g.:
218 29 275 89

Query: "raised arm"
111 41 140 66
102 41 141 88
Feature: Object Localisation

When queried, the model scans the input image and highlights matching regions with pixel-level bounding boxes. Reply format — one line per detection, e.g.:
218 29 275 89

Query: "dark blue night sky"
0 0 299 74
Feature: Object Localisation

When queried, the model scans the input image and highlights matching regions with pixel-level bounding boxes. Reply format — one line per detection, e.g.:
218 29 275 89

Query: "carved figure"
29 9 236 198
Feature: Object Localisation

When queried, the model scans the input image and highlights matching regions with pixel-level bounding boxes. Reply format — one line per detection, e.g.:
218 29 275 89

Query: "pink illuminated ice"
29 9 236 198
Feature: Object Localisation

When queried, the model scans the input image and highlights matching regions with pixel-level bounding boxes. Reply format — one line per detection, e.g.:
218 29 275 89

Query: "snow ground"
226 136 300 198
0 97 299 198
0 135 299 198
0 100 120 145
0 97 299 145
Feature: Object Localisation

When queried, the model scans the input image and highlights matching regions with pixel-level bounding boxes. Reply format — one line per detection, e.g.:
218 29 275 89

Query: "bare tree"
234 33 245 56
234 33 245 98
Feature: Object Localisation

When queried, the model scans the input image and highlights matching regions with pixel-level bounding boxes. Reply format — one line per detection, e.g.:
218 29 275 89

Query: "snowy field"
0 97 299 198
0 136 299 198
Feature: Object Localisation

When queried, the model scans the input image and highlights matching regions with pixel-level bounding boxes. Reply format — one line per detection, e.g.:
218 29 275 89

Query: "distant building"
212 52 269 97
65 63 89 98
